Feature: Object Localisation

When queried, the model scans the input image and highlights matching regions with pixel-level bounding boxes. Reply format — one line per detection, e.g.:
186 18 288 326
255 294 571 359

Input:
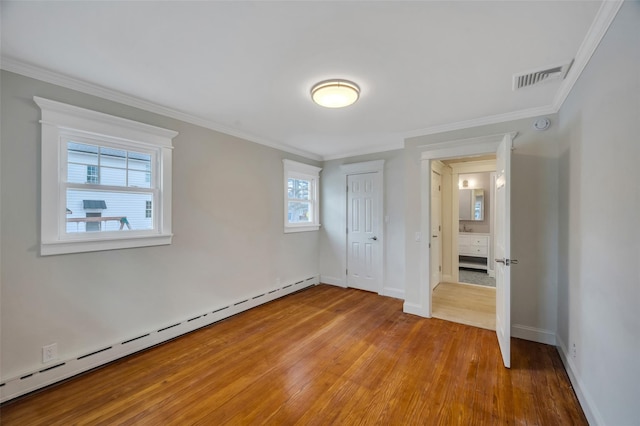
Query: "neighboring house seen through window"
36 96 177 255
66 142 155 234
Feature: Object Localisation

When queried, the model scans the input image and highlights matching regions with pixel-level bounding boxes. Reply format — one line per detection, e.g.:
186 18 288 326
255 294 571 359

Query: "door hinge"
496 258 519 266
439 225 441 231
439 185 441 191
346 269 348 275
428 243 431 248
439 266 442 272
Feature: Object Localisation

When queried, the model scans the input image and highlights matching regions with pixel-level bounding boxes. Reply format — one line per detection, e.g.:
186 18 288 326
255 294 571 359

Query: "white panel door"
495 135 512 368
430 170 441 290
347 173 381 293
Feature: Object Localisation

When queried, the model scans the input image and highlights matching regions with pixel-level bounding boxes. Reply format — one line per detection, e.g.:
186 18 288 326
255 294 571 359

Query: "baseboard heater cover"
0 276 319 403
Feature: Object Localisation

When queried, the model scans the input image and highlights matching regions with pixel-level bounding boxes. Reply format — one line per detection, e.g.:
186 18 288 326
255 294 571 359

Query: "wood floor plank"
0 285 587 425
432 282 496 330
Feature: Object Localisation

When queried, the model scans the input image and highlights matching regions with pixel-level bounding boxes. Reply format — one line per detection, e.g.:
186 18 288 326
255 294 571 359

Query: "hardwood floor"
432 282 496 330
0 285 586 425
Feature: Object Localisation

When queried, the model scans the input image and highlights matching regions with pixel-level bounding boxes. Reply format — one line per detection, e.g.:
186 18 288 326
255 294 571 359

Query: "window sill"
41 233 172 256
284 225 320 233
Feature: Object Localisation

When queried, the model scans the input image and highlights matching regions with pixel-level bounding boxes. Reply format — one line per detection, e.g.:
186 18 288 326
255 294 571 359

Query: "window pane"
100 147 127 168
66 189 153 233
100 166 126 186
128 170 151 188
68 163 89 184
128 152 152 171
68 142 99 183
288 178 311 200
288 201 311 223
68 142 99 164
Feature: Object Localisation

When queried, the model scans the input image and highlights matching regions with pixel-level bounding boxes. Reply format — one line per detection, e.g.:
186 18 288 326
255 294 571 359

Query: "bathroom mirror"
459 188 484 221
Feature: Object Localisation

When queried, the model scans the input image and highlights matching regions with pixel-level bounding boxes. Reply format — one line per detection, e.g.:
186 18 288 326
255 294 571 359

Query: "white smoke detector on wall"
533 117 551 131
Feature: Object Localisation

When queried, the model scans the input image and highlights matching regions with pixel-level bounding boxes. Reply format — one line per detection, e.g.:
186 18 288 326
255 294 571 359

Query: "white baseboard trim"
381 287 405 300
556 336 603 426
320 275 346 288
403 302 430 318
511 324 556 345
0 276 319 403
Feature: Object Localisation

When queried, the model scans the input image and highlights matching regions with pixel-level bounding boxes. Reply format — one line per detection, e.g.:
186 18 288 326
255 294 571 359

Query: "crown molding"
321 140 404 161
0 57 322 162
552 0 624 111
404 104 555 141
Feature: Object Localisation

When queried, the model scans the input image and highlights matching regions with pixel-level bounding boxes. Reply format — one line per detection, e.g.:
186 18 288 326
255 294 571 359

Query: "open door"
495 135 513 368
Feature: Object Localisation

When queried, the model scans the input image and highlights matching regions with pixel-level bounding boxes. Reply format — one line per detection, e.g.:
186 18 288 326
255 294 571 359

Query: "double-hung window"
283 159 321 233
35 97 177 255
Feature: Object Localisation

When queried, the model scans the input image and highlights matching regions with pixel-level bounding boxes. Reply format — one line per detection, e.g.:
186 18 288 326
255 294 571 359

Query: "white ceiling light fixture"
311 79 360 108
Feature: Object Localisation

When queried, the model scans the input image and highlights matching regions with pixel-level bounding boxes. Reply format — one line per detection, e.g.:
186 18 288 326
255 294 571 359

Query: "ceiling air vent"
512 60 574 90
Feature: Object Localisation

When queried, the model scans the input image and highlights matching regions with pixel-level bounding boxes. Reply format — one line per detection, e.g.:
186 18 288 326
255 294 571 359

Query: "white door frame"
341 160 385 295
416 133 516 317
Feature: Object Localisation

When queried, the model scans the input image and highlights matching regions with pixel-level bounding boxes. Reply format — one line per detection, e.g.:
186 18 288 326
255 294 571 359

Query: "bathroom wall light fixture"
311 79 360 108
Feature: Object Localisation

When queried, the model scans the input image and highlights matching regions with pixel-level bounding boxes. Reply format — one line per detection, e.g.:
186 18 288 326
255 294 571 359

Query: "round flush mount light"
311 79 360 108
533 117 551 131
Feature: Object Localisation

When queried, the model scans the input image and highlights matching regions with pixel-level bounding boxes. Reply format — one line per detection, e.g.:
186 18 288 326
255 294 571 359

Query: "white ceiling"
1 1 609 160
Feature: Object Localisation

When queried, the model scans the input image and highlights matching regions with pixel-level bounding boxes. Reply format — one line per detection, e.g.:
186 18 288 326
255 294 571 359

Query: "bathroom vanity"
458 233 489 270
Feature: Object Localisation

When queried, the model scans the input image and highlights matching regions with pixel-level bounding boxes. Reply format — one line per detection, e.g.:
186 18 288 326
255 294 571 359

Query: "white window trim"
35 96 178 255
283 159 321 233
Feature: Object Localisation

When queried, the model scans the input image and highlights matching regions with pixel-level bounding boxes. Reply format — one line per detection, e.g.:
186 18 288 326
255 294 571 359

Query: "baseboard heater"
0 276 319 403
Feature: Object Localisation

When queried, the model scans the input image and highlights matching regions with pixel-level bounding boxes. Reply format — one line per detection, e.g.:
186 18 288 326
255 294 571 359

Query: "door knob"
368 236 378 241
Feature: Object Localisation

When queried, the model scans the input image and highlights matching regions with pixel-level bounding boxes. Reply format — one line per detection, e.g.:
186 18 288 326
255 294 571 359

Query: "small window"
283 160 321 233
35 96 177 255
86 165 99 184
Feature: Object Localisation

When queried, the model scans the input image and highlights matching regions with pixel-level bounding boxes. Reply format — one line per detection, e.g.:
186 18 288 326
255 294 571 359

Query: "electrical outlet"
571 342 577 359
42 343 58 363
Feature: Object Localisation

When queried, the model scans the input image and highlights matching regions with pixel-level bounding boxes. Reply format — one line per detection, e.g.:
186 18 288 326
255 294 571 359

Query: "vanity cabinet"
458 233 489 270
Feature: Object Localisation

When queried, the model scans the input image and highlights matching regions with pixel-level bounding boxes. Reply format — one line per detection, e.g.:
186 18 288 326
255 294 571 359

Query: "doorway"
430 157 497 330
85 212 102 232
418 132 515 368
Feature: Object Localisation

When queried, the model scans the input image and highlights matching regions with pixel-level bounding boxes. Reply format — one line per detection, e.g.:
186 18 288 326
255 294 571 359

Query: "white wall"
404 115 560 341
556 1 640 424
0 71 321 382
319 150 405 298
